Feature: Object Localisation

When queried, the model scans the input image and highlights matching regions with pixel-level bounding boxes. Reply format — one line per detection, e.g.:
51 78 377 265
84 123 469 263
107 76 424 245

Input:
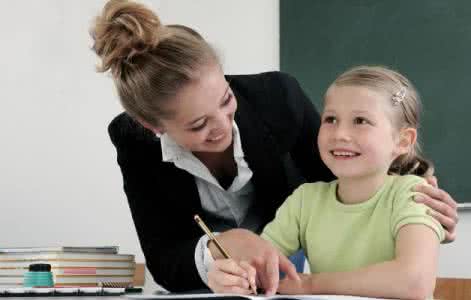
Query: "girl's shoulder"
387 174 428 209
388 176 446 242
389 174 427 194
291 180 336 202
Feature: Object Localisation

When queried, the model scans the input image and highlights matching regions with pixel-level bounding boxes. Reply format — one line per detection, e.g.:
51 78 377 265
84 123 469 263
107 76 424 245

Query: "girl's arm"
414 179 458 243
279 224 440 299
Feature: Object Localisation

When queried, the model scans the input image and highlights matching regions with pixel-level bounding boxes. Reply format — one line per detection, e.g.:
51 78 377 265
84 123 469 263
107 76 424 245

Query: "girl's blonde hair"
329 65 434 177
90 0 219 126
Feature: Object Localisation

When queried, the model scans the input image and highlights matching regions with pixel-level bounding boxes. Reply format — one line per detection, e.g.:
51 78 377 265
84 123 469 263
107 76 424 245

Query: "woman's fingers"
240 261 257 294
212 229 298 294
426 207 458 229
424 175 438 188
221 286 253 295
256 251 279 296
214 259 248 277
415 185 458 221
208 259 252 294
414 184 459 243
415 184 458 214
427 209 457 242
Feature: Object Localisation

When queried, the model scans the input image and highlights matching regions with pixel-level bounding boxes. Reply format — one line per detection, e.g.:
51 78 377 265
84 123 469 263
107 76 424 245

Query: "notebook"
127 293 389 300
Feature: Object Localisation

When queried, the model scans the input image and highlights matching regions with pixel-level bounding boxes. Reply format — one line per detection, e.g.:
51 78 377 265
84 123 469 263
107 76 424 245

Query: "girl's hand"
415 176 459 243
208 259 257 294
278 273 310 295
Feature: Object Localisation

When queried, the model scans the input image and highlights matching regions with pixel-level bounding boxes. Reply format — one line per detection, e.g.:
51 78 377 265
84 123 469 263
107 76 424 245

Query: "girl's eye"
323 116 336 124
190 121 207 132
354 117 369 125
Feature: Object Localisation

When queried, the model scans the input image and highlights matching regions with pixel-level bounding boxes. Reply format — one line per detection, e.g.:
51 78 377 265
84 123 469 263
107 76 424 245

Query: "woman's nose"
210 111 231 133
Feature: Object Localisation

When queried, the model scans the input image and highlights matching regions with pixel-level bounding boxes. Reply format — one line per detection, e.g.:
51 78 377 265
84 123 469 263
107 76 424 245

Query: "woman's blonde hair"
90 0 219 126
328 65 434 177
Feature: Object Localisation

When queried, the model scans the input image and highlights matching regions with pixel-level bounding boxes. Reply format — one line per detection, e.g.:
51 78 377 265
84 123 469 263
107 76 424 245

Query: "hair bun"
91 0 163 76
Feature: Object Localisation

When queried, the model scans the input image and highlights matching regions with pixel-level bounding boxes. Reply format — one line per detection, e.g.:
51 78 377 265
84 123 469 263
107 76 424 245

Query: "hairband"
392 87 406 105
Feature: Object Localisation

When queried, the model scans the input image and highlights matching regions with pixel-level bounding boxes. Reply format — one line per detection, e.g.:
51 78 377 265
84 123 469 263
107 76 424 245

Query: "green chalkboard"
281 0 470 203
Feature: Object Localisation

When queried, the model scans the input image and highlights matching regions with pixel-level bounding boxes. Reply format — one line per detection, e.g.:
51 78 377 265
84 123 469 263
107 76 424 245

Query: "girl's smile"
330 148 361 159
318 85 398 182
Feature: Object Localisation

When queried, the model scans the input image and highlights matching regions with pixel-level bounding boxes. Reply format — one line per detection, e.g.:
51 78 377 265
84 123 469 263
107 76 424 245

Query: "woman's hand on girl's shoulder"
414 176 459 243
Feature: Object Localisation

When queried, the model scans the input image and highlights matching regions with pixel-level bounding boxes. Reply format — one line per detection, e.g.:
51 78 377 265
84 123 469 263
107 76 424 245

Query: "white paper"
127 293 389 300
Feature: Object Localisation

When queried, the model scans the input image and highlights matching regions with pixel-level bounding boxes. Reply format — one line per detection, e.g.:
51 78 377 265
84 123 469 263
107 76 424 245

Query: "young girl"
208 66 444 299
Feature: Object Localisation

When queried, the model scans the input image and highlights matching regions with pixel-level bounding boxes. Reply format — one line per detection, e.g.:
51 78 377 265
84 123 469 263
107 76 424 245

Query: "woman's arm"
278 224 440 299
108 114 206 292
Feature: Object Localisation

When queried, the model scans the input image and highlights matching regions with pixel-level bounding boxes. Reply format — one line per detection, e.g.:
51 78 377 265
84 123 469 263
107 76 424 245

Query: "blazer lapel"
233 87 289 222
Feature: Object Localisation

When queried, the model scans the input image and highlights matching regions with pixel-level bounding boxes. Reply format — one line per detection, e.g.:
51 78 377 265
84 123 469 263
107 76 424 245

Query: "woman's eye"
222 94 232 106
190 122 207 132
323 116 336 124
354 117 369 125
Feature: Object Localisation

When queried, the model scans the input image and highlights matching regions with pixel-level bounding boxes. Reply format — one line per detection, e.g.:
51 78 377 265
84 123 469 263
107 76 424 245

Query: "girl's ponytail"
389 151 434 177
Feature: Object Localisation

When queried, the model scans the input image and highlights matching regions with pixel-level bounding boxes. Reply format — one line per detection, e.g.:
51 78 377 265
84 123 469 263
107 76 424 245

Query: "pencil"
193 214 257 295
193 214 231 259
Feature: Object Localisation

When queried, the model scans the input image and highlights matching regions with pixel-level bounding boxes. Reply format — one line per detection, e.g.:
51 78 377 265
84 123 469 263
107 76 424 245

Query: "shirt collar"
160 120 245 162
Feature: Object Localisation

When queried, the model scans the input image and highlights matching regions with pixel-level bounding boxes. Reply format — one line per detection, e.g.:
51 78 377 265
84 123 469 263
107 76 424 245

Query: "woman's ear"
137 118 165 136
395 127 417 156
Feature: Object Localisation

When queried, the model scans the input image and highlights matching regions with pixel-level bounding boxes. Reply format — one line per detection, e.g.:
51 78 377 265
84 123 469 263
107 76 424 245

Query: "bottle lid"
28 263 51 272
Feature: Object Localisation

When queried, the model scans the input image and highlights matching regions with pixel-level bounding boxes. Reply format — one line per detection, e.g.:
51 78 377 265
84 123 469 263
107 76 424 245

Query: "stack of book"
0 246 135 287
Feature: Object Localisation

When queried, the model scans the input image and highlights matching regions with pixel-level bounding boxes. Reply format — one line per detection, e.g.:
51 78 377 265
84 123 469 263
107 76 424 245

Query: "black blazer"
108 72 333 291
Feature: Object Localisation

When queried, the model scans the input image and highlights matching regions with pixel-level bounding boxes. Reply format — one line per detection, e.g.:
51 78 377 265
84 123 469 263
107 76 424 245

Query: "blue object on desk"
289 249 305 273
23 264 54 288
278 249 305 279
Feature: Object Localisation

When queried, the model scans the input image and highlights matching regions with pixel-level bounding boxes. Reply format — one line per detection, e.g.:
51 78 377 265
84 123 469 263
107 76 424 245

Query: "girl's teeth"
332 151 357 156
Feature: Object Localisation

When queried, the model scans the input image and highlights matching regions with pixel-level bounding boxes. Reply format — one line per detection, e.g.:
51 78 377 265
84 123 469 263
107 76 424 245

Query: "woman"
90 0 458 293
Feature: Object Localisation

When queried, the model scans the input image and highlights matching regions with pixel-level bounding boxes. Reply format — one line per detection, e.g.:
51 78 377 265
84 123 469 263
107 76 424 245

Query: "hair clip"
392 87 406 105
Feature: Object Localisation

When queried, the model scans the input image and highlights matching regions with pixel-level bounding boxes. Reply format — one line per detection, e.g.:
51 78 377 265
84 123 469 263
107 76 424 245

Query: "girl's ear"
395 127 417 156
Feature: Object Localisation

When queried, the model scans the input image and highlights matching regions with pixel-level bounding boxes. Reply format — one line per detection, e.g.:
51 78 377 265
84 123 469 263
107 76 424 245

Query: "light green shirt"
261 175 445 273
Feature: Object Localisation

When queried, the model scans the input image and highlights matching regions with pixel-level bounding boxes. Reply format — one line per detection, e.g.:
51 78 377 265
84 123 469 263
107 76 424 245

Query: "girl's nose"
333 124 352 142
